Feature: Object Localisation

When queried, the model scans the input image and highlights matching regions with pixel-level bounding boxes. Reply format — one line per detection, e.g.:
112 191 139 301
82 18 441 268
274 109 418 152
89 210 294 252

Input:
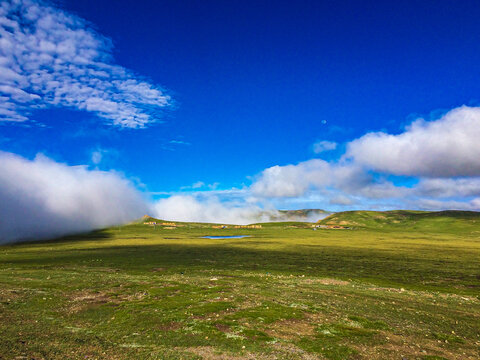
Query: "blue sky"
2 0 480 225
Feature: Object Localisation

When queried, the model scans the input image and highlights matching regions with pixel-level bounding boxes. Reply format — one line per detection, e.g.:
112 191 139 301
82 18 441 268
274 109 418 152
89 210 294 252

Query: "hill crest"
318 210 480 230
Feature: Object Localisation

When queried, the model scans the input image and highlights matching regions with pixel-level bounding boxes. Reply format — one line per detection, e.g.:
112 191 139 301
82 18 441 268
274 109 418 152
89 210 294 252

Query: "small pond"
202 235 251 239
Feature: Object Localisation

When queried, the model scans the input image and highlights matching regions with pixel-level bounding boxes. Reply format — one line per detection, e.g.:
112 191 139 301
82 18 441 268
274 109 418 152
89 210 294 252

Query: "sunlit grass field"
1 212 479 359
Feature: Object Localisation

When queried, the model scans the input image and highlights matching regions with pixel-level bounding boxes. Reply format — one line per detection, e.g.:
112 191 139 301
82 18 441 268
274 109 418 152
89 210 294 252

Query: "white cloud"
328 195 355 205
169 140 191 145
153 103 480 212
313 140 337 153
250 163 312 198
346 106 480 177
0 0 171 127
153 195 274 225
415 177 480 198
208 182 220 190
152 194 330 224
250 157 480 203
246 104 480 210
179 181 221 191
91 150 102 165
0 151 149 244
90 148 117 166
192 181 205 189
250 159 373 198
408 198 480 211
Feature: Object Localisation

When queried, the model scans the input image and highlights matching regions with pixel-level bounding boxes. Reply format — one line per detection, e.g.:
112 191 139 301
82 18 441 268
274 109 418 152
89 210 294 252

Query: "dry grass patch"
67 289 147 313
353 332 479 360
156 321 183 331
0 288 26 303
271 343 322 359
302 278 350 286
265 318 316 340
185 346 277 360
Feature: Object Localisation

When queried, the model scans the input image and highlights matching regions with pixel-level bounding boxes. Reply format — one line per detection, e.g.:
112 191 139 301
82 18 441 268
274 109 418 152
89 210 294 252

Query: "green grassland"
1 211 479 359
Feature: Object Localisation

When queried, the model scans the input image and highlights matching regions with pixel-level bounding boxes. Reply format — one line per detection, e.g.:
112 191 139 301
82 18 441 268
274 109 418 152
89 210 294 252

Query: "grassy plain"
0 211 479 359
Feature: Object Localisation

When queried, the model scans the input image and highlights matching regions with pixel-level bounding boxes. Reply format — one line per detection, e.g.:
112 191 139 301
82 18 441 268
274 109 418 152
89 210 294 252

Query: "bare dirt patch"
271 343 322 359
67 290 147 313
0 288 25 303
265 318 316 340
302 278 350 286
69 291 113 312
184 346 279 359
214 323 231 332
353 332 479 360
156 321 182 331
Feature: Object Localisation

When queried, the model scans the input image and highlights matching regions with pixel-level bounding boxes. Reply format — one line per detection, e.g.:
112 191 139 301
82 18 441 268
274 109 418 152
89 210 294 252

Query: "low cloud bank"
0 152 148 244
153 195 276 225
0 151 330 244
152 195 328 224
276 209 330 223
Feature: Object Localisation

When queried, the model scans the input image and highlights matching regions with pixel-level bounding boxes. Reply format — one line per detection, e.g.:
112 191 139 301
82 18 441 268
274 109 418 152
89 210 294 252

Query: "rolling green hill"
318 210 480 233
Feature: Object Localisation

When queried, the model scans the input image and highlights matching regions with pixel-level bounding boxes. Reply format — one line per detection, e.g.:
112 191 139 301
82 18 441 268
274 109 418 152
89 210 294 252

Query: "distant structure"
312 224 351 230
233 225 262 229
211 224 262 229
142 219 185 230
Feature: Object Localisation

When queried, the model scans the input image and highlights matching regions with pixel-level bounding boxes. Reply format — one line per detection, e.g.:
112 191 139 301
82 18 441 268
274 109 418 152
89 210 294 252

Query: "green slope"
318 210 480 233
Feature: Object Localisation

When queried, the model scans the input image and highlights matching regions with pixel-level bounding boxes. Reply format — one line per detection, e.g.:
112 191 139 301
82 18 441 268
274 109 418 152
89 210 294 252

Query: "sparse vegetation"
1 211 479 359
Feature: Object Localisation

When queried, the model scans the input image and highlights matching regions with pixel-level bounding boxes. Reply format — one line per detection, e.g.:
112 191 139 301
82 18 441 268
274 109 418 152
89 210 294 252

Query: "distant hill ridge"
318 210 480 231
138 209 480 229
278 209 329 216
270 209 329 222
137 209 329 225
